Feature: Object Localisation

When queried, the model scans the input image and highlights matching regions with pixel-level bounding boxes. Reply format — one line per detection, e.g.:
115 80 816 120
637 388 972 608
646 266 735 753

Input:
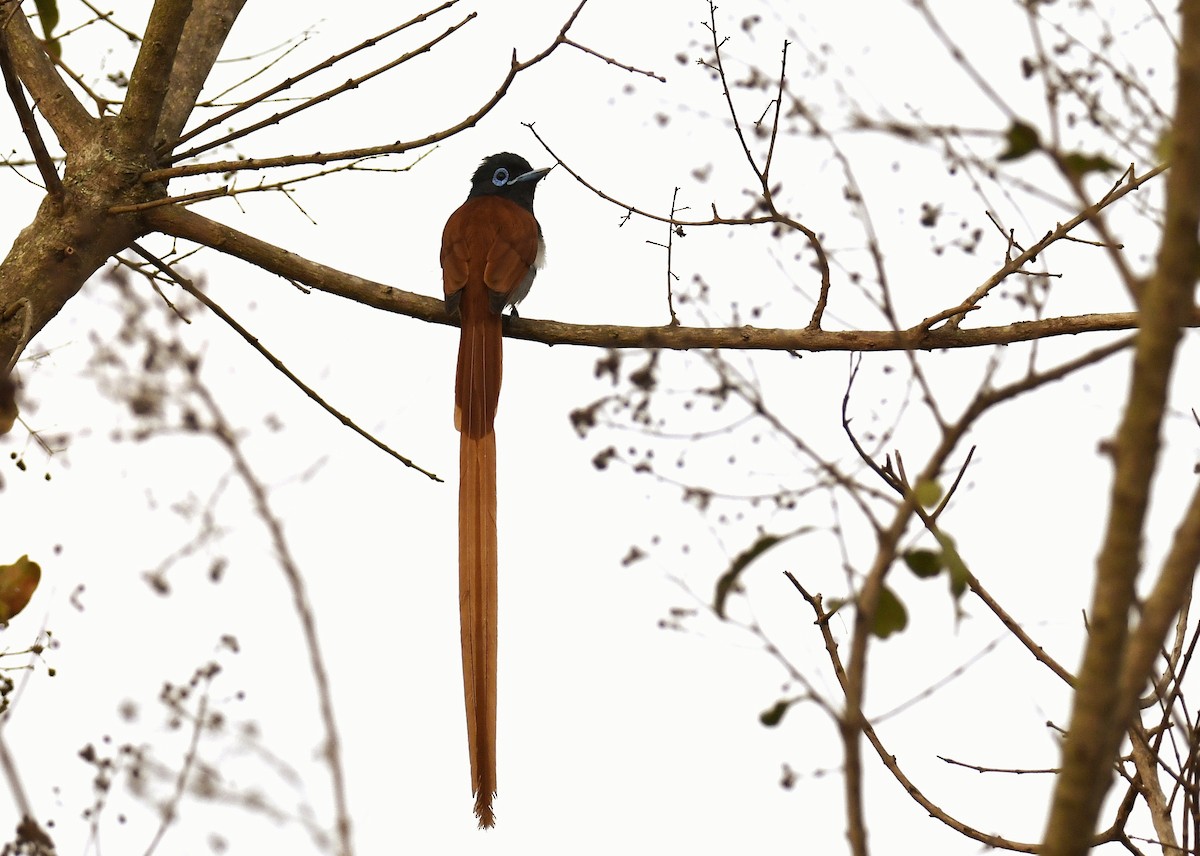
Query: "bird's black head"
466 152 550 212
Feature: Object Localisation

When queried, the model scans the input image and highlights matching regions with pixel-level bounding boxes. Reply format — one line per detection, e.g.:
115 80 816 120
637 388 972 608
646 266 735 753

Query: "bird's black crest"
466 152 547 211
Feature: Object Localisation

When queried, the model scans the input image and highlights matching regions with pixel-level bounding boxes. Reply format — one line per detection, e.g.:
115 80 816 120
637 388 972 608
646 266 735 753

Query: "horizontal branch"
147 205 1191 354
141 142 428 182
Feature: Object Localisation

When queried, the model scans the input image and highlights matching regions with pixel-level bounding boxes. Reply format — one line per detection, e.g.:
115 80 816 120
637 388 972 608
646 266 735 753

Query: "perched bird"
440 152 550 828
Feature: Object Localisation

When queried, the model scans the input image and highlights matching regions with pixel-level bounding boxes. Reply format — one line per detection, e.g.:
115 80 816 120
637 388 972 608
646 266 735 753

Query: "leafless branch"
0 33 61 195
1042 0 1200 845
141 0 596 183
128 241 442 481
0 2 93 146
194 380 353 856
167 1 460 153
166 9 474 163
141 678 210 856
155 0 248 147
119 0 193 149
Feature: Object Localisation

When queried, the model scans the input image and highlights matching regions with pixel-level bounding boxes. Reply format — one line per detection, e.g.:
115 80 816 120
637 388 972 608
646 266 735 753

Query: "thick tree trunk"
0 0 245 372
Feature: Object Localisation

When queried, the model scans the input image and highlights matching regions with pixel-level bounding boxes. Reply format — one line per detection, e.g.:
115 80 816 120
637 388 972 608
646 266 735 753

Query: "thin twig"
168 1 461 153
194 380 354 856
761 40 788 181
141 685 209 856
143 0 596 183
561 36 665 81
0 32 62 195
109 185 229 213
938 755 1058 775
128 242 442 481
786 574 1041 852
77 0 143 42
167 12 476 163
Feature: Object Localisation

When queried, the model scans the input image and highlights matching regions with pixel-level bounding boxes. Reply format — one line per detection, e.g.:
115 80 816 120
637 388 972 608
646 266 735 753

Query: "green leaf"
759 699 790 727
33 0 61 59
998 120 1040 161
872 585 908 639
1156 129 1173 163
936 532 970 600
903 548 943 579
1062 152 1119 178
34 0 59 33
913 479 942 509
713 533 781 619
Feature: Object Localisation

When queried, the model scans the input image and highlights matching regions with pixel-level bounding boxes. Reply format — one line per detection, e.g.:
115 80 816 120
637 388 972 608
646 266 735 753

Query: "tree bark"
1040 2 1200 852
0 0 245 371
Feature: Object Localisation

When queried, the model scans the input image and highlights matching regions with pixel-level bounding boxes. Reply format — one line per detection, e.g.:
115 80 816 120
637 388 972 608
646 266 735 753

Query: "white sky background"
0 0 1194 853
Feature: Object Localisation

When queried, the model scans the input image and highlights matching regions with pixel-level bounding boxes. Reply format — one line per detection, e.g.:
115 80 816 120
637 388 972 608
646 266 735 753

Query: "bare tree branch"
165 0 458 153
1128 723 1180 852
141 0 595 183
0 1 93 146
156 0 247 148
128 240 443 481
141 681 208 856
148 200 1197 355
790 578 1041 853
1042 1 1200 851
194 380 354 856
166 9 473 163
0 31 61 195
1121 481 1200 732
119 0 194 150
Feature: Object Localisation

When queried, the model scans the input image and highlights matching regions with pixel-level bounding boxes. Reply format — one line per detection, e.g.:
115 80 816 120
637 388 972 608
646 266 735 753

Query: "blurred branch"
77 0 144 42
49 50 120 114
141 679 209 856
1042 0 1200 849
1120 481 1200 739
911 0 1015 118
193 379 353 856
0 733 38 842
127 241 443 481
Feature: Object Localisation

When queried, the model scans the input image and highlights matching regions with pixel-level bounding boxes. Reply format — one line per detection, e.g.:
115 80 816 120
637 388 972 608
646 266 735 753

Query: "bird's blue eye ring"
492 167 509 186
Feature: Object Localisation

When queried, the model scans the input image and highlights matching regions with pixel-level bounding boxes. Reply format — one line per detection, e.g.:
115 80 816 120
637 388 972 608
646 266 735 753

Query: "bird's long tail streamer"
456 294 502 828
